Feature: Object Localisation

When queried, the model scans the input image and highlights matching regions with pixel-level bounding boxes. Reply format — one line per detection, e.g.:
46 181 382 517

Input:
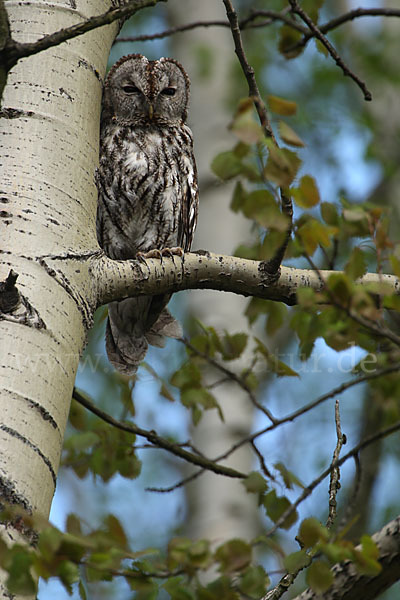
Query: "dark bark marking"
0 426 57 488
0 474 32 513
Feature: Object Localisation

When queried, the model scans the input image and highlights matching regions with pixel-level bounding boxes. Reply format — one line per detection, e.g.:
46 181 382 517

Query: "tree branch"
72 388 246 480
90 250 400 308
265 420 400 537
326 399 344 529
222 0 276 141
210 362 400 468
288 0 372 101
114 9 304 45
0 0 163 72
114 8 400 47
290 515 400 600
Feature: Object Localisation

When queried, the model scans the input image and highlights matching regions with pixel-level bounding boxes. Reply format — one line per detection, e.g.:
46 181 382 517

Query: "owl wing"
178 141 199 252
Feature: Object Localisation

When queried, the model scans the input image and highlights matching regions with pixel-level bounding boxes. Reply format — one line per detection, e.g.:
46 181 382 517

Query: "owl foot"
137 249 163 261
161 247 184 258
137 247 184 260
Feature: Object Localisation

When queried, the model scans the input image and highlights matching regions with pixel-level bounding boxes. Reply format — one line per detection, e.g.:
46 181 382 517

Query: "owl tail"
105 296 182 375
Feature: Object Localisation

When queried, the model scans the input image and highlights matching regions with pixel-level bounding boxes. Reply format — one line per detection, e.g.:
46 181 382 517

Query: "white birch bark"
0 0 116 595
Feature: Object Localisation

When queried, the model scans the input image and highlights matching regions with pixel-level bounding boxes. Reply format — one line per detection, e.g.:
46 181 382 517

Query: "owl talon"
137 249 163 261
161 247 184 258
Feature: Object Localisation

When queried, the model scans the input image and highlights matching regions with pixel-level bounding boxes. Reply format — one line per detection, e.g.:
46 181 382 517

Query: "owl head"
102 54 190 126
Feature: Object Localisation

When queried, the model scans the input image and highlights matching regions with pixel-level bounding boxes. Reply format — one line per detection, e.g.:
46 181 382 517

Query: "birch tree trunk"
0 0 116 594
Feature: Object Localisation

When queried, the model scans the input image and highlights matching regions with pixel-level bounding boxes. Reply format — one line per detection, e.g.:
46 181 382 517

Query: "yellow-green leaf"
268 95 297 116
230 100 263 144
211 151 243 180
293 175 320 208
279 121 305 147
306 560 333 593
344 247 367 280
264 145 302 187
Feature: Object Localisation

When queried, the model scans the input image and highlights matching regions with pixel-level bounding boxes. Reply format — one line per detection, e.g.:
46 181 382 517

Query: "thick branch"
90 251 400 308
290 516 400 600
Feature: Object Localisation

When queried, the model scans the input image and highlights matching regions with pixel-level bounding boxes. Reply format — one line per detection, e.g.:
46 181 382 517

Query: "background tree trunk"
166 0 260 546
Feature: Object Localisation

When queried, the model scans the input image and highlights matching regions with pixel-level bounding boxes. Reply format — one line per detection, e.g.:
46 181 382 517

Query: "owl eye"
161 87 176 96
122 85 141 94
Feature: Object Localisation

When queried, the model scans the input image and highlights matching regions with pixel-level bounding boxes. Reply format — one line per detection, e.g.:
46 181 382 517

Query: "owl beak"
148 103 154 120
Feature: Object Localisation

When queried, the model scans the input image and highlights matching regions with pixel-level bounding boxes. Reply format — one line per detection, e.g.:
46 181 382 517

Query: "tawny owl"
96 54 198 374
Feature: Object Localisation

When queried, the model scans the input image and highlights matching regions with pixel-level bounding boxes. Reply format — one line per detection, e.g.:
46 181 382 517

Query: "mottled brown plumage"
96 54 198 374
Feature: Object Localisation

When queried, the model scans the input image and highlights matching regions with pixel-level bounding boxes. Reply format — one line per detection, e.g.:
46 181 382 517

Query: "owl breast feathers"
96 54 198 374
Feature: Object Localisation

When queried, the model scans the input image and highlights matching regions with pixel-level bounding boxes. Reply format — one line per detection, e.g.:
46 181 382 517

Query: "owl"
96 54 198 374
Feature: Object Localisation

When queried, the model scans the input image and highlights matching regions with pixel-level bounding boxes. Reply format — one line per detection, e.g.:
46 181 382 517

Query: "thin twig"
115 8 400 47
264 419 400 537
180 337 278 424
146 469 204 493
114 8 305 44
72 388 246 480
251 441 275 480
213 362 400 463
288 0 372 101
326 399 345 529
222 0 276 142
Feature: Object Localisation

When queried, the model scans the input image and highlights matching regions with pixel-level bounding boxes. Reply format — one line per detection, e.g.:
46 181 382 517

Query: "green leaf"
390 254 400 278
211 151 243 180
231 181 247 213
79 580 87 600
255 338 299 377
64 431 100 452
279 121 305 147
58 560 80 594
220 332 248 360
240 189 290 231
242 472 268 494
238 565 269 598
106 515 128 549
344 247 367 280
66 514 82 536
198 576 239 600
354 535 382 576
306 560 333 593
215 539 252 574
283 549 309 572
5 547 36 595
321 202 339 226
188 539 211 569
263 490 298 529
163 576 195 600
274 462 304 490
298 518 328 548
297 218 336 255
268 95 297 116
278 25 304 59
170 362 201 389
